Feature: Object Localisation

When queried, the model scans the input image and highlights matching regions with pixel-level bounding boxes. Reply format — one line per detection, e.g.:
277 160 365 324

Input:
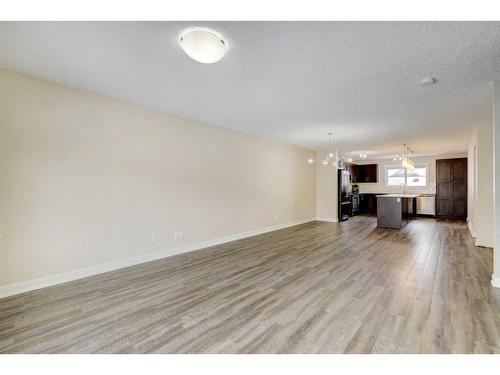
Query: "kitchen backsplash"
352 181 436 194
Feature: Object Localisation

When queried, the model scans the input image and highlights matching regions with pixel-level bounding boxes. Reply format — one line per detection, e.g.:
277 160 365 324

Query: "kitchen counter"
349 193 426 217
376 194 418 229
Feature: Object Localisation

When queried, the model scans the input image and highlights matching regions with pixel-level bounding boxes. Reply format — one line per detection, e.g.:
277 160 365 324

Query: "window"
406 167 427 187
386 165 427 187
386 167 406 186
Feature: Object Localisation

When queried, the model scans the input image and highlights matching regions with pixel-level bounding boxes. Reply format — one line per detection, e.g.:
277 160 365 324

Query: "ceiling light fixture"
421 77 437 86
307 132 339 167
179 29 228 64
401 144 415 170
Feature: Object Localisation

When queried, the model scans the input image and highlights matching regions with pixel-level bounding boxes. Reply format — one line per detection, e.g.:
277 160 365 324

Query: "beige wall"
0 70 316 287
315 152 338 222
468 121 494 248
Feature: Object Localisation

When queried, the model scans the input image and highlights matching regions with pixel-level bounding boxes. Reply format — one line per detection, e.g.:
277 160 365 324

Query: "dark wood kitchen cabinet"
345 162 377 183
359 194 378 214
357 164 378 183
436 158 467 220
345 163 359 183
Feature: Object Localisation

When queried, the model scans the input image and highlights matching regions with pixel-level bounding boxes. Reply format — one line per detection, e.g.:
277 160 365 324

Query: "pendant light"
401 144 415 170
307 133 339 167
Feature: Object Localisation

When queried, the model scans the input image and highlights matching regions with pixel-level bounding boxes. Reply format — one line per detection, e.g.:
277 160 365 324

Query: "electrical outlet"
178 230 184 239
150 234 157 243
274 214 278 221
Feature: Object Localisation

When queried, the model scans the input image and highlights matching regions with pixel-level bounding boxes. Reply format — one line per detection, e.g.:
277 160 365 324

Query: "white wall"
315 152 338 222
0 70 317 289
468 132 478 238
352 154 467 194
493 81 500 287
468 121 494 248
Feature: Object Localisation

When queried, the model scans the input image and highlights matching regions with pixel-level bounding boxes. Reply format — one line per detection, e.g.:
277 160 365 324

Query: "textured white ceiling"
1 21 499 159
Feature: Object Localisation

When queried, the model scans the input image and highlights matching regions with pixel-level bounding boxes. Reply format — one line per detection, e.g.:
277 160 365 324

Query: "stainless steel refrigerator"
338 169 351 221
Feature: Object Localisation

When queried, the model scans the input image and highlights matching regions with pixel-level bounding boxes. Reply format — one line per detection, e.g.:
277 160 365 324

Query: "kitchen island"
376 193 420 229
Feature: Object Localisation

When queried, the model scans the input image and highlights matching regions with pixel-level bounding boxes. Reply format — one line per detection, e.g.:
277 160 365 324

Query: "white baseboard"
315 217 339 223
468 221 493 248
0 217 316 299
475 240 494 248
467 221 477 239
492 274 500 289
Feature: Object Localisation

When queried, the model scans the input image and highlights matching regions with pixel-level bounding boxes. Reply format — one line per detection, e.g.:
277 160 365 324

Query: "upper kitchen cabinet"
344 162 378 183
357 164 378 183
345 163 359 183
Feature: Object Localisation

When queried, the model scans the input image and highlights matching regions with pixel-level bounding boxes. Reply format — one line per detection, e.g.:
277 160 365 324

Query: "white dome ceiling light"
179 29 228 64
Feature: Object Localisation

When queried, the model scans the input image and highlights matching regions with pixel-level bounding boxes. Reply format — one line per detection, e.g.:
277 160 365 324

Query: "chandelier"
401 144 415 170
307 132 338 167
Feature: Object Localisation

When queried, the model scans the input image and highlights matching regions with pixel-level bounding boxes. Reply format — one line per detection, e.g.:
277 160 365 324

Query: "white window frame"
385 163 428 188
385 165 406 187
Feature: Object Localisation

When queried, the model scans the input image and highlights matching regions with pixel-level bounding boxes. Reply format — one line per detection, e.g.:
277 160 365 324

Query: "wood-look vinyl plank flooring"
1 216 499 353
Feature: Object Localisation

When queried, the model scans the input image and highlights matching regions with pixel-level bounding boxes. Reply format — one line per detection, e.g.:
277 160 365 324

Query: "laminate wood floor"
1 216 499 353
